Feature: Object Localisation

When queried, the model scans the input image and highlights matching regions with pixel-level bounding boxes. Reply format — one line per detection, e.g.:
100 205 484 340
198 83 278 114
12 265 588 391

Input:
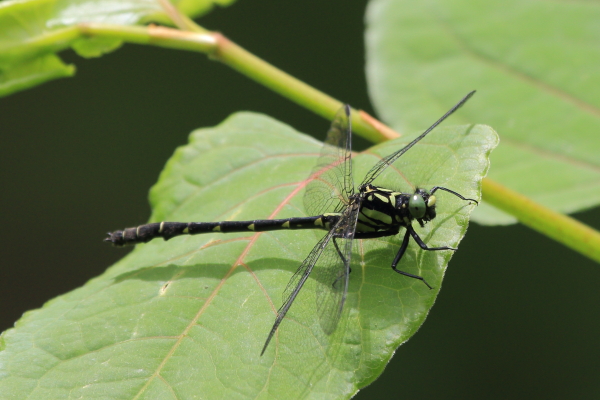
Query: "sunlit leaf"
0 112 497 399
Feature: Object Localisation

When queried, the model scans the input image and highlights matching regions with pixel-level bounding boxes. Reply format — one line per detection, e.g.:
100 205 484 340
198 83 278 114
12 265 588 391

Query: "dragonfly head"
408 188 436 222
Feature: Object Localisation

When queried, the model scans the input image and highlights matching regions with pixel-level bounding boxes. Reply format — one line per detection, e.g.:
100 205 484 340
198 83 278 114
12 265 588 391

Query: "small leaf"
365 0 600 224
0 54 75 97
0 113 497 399
0 0 235 97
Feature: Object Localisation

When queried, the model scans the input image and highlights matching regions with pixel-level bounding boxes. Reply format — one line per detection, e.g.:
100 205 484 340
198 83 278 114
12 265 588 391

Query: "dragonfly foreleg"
430 186 478 204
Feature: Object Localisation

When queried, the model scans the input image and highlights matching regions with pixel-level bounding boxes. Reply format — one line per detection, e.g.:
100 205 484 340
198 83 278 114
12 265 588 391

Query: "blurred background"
1 0 599 398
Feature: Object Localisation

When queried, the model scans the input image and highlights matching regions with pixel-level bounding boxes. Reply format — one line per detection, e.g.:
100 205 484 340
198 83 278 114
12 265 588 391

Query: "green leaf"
0 113 497 399
365 0 600 225
0 54 75 97
0 0 234 97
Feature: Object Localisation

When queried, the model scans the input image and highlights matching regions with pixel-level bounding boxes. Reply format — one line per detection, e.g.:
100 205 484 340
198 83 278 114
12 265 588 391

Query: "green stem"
3 26 81 60
483 178 600 262
210 33 387 142
213 35 341 121
60 23 600 264
78 24 216 53
76 24 389 143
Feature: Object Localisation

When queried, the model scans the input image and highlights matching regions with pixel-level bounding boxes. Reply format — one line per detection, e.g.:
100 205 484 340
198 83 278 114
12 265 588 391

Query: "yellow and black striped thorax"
355 184 437 233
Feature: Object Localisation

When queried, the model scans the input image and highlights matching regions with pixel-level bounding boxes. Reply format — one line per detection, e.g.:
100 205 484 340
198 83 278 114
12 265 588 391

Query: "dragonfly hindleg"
331 237 350 288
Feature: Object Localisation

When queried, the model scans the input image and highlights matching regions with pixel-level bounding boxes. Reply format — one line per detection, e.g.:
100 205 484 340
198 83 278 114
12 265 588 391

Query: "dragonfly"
105 91 477 355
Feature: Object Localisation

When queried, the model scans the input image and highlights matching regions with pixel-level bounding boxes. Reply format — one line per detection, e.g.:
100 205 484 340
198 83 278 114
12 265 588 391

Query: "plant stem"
482 178 600 262
212 35 340 122
75 23 599 263
78 24 216 53
76 24 389 143
209 33 388 142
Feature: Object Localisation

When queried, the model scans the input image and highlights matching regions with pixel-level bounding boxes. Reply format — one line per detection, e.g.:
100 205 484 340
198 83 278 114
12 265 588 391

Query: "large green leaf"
0 0 235 97
365 0 600 225
0 112 497 399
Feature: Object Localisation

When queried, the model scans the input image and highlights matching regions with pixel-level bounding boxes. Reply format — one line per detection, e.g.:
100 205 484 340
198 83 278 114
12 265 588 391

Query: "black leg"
408 225 457 252
332 237 348 266
430 186 478 204
331 237 350 289
390 229 433 290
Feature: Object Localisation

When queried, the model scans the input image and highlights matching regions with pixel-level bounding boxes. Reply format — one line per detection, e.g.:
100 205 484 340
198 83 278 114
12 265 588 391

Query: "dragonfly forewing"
304 105 354 216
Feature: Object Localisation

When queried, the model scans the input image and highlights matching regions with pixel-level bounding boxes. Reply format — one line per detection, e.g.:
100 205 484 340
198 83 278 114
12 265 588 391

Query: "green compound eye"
409 193 426 219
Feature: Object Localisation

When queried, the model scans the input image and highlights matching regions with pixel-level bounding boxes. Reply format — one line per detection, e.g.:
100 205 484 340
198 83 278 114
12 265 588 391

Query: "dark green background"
1 1 599 398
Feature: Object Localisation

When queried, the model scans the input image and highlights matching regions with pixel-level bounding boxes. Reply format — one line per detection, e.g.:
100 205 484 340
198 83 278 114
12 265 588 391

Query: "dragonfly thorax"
356 184 437 234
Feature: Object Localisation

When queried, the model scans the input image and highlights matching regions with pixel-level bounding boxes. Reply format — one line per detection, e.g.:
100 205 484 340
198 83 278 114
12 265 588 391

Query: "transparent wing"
313 202 360 334
280 232 334 318
360 91 476 186
261 231 337 354
263 203 358 350
304 105 354 216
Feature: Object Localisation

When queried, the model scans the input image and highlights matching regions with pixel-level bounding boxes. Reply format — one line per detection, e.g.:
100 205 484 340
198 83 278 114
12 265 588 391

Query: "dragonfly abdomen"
105 215 340 246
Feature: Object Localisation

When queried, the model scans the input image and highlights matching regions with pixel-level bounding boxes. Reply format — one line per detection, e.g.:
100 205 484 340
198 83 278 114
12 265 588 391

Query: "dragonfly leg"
430 186 478 204
390 228 433 289
332 237 347 265
408 225 457 252
331 237 350 289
